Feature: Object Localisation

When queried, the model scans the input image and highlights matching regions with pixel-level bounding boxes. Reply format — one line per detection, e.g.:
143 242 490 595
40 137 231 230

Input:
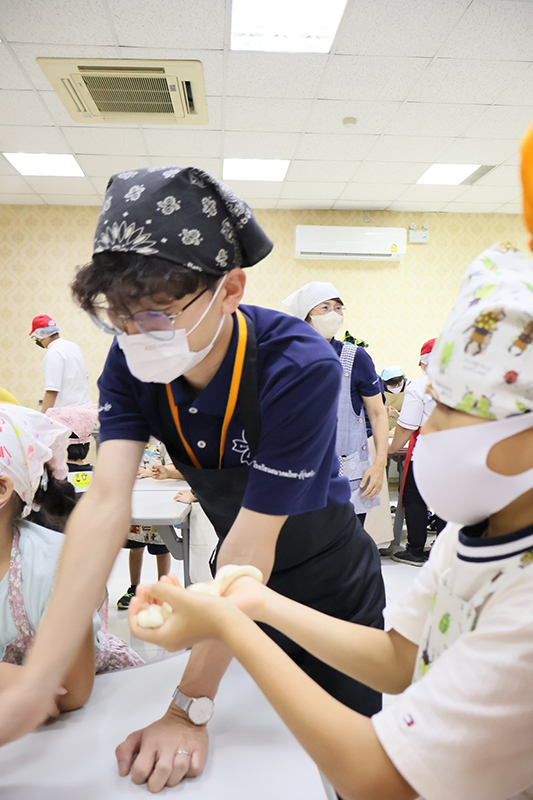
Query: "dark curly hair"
71 252 219 316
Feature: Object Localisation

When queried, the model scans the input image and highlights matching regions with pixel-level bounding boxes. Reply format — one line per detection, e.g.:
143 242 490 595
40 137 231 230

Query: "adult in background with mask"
381 365 408 430
0 167 385 791
283 282 389 527
388 339 446 566
29 315 91 413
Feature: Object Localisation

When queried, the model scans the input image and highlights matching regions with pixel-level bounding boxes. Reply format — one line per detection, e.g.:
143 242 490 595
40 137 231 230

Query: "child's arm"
56 625 96 712
129 583 415 800
151 464 184 480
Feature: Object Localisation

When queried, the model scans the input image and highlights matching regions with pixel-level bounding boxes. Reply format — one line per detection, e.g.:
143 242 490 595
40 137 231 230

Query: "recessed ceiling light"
2 152 84 177
230 0 348 53
223 158 290 181
416 163 481 186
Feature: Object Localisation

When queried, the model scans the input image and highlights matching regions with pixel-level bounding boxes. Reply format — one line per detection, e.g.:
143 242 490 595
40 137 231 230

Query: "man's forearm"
369 408 389 466
257 592 415 695
41 390 58 414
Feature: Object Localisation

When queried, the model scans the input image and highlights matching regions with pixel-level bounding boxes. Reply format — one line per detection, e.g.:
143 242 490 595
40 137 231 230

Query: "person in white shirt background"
29 314 91 413
129 119 533 800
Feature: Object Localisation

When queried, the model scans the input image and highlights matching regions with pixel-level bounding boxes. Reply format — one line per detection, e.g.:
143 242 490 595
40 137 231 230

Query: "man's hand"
115 704 208 793
360 462 384 498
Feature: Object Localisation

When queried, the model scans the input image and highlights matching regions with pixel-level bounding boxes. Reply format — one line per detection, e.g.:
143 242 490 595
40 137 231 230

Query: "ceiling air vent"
37 58 208 125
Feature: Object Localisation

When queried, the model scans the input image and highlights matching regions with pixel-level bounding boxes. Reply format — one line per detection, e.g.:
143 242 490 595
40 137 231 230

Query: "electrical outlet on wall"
408 229 430 243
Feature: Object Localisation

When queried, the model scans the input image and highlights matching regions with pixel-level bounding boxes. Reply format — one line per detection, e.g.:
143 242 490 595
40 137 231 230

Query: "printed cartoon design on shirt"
464 308 506 355
71 472 92 489
231 431 253 466
509 319 533 356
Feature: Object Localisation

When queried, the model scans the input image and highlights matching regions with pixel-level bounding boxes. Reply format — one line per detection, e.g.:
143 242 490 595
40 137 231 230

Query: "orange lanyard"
165 309 248 469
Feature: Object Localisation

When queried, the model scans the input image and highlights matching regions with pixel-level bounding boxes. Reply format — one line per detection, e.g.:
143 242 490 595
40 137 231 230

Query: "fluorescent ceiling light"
417 163 481 186
231 0 348 53
2 152 84 177
223 158 290 181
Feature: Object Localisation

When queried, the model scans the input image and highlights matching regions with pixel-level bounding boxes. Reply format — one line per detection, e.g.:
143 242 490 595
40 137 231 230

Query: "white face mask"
413 412 533 526
117 276 226 384
311 310 343 341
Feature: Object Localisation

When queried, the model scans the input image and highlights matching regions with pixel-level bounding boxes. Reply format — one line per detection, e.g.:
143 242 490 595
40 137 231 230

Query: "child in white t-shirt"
0 405 142 715
129 122 533 800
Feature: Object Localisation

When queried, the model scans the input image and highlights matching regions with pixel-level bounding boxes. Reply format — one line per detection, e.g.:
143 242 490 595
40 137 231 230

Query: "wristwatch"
172 687 215 725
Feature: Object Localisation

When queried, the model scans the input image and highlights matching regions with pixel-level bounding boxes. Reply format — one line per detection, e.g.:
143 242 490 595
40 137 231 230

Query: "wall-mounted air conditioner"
295 226 407 261
37 58 208 125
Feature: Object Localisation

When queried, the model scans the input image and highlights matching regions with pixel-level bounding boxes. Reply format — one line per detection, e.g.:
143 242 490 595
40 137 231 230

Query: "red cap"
419 337 436 365
29 314 56 336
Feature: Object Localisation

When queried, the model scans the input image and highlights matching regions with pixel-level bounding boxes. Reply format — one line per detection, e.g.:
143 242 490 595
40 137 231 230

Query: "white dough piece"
188 564 263 597
137 602 171 628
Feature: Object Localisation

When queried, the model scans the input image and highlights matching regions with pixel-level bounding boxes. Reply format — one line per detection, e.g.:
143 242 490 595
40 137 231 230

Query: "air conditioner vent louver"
81 75 175 115
38 57 208 125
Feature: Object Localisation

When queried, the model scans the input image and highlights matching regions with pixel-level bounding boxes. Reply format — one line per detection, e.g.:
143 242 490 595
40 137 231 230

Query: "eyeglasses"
314 302 345 315
90 285 210 341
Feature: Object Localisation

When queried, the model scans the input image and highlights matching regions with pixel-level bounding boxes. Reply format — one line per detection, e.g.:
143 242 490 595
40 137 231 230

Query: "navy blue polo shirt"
329 338 381 416
98 304 350 516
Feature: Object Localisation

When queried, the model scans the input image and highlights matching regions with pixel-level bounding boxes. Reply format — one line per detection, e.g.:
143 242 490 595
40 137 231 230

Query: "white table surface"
0 655 328 800
131 478 190 524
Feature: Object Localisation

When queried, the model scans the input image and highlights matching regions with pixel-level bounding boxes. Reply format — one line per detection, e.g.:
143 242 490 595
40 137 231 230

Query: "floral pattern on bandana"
93 166 273 276
428 242 533 420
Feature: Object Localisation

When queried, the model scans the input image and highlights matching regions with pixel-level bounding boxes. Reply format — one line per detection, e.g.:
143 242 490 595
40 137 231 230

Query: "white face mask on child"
413 412 533 526
117 276 226 384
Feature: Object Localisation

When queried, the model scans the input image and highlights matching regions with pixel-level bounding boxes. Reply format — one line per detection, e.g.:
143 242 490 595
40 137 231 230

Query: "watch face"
189 696 214 725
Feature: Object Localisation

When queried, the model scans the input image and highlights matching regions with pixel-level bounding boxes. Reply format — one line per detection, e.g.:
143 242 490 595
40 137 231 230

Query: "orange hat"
521 120 533 251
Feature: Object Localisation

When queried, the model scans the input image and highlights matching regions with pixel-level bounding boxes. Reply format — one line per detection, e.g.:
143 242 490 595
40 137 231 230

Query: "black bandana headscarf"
93 166 273 275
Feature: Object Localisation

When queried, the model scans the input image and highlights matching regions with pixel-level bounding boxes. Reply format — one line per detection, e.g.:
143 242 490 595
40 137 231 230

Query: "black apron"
156 312 385 717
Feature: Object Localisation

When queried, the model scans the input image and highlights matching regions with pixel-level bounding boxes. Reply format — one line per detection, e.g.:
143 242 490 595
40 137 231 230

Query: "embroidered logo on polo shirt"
232 431 253 465
252 462 316 480
98 403 112 413
403 714 415 728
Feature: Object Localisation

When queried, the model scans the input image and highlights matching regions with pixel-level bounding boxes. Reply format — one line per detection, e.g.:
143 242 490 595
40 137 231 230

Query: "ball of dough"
137 603 166 628
188 565 263 597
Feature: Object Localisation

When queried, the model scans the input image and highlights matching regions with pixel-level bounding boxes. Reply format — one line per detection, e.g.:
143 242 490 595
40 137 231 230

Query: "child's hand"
128 576 232 652
151 465 170 480
174 489 196 504
219 576 269 621
136 467 151 479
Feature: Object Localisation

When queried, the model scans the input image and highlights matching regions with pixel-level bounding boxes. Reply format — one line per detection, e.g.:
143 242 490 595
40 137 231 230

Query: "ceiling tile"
75 154 151 177
0 0 115 45
88 176 110 194
304 100 400 135
440 0 533 61
442 202 503 213
11 44 122 91
476 164 521 188
387 201 446 212
385 102 487 138
277 199 333 209
436 137 518 164
497 64 533 105
463 105 533 139
247 199 278 209
280 182 345 200
286 160 360 182
365 135 454 162
334 0 470 57
340 183 408 201
24 176 96 194
0 90 53 126
0 175 33 193
223 132 299 160
295 134 378 161
0 125 69 152
352 161 430 183
0 45 33 90
0 155 21 176
408 59 527 104
143 130 221 158
41 195 102 206
497 203 523 214
398 185 468 202
333 201 389 210
227 53 328 99
39 91 80 127
109 0 226 49
0 194 43 205
454 185 520 204
117 48 225 96
318 56 430 102
222 181 283 199
149 156 221 177
225 98 312 134
61 126 147 155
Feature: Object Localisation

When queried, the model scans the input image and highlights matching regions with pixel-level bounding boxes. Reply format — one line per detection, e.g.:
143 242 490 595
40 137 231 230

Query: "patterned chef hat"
46 404 98 444
93 167 273 275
